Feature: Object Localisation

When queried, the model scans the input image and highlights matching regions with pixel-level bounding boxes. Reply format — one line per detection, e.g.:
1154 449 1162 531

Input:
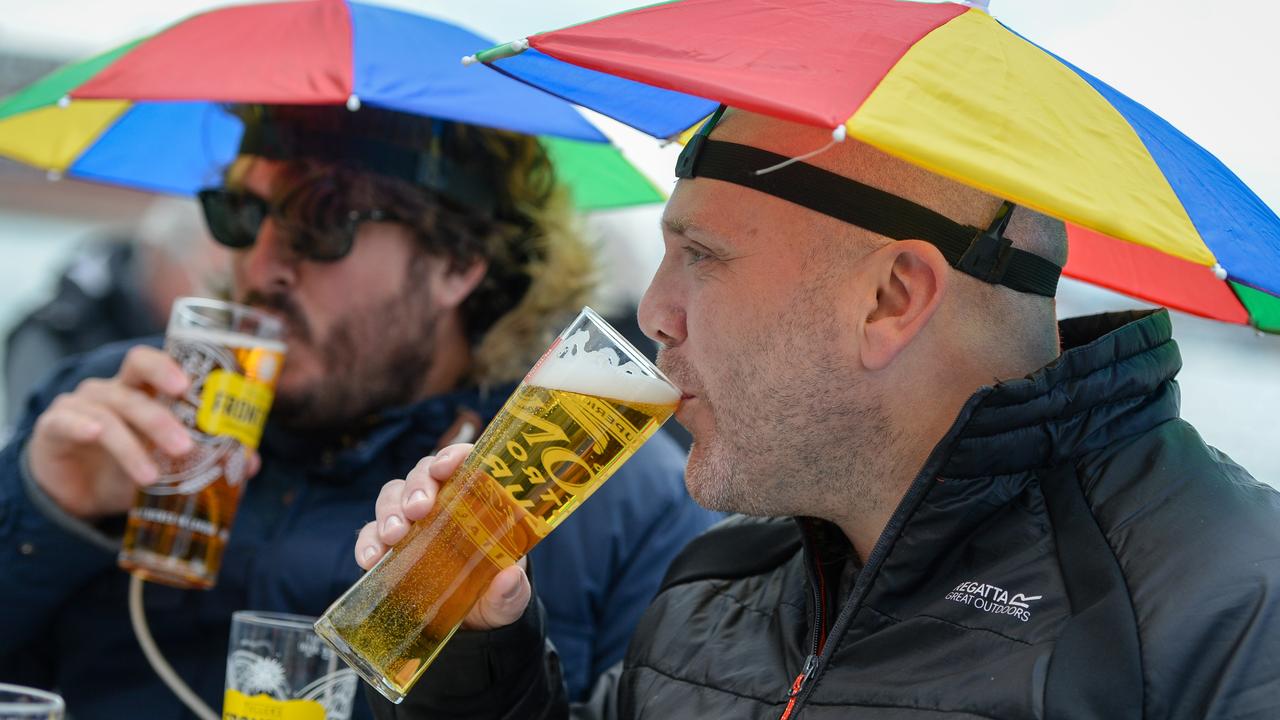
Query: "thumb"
464 564 531 630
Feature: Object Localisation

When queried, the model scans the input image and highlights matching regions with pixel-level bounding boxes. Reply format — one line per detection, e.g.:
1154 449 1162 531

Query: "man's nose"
237 219 301 294
638 261 686 348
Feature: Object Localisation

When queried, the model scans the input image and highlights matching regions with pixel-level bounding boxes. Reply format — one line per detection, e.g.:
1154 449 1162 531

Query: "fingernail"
383 515 403 533
436 450 452 463
361 546 378 564
170 430 193 453
407 490 429 506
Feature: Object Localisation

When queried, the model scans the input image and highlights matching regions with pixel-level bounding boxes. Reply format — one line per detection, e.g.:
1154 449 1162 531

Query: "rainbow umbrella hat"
0 0 662 211
470 0 1280 332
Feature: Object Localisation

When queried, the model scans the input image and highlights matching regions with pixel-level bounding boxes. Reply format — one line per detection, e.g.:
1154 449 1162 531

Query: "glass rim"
577 306 676 390
170 295 285 339
231 610 319 632
0 683 64 712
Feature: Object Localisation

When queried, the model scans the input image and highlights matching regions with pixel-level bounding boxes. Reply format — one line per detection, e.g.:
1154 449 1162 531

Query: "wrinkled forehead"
663 155 812 251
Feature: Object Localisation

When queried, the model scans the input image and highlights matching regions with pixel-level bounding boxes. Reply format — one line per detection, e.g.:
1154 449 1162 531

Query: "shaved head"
641 109 1070 556
712 109 1067 371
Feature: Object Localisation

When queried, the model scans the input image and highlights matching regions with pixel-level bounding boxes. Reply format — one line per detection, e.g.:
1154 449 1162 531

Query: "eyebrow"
661 216 701 239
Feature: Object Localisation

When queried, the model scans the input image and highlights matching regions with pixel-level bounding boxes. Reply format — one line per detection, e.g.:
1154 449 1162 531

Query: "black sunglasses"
197 186 394 262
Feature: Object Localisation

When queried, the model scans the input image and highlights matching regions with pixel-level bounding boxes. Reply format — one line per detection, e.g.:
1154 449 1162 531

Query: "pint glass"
0 684 64 720
224 611 359 720
118 297 286 589
315 307 679 703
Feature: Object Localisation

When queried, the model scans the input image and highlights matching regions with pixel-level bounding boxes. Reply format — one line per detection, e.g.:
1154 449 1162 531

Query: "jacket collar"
942 309 1181 478
795 309 1183 641
796 309 1181 575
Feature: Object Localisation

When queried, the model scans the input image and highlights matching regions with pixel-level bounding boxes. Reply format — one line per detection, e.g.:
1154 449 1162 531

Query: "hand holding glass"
118 297 286 589
315 307 679 702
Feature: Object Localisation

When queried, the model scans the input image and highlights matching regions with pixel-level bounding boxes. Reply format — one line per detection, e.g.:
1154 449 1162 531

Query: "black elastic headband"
675 135 1060 297
238 121 498 215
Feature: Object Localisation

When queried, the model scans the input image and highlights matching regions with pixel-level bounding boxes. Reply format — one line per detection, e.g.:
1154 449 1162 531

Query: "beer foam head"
529 330 678 405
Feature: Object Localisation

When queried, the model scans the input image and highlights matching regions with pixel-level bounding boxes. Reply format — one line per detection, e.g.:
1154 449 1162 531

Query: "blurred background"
1 0 1277 482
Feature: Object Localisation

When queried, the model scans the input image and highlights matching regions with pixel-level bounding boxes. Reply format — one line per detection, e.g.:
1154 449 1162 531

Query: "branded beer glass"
224 611 359 720
0 684 64 719
315 307 679 703
118 297 286 589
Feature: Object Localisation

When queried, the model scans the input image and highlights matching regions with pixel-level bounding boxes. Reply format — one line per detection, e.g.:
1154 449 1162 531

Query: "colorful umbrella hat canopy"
471 0 1280 332
0 0 662 211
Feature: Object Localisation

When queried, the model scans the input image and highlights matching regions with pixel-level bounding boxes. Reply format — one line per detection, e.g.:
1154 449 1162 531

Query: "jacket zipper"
780 558 827 719
780 653 818 720
781 394 992 717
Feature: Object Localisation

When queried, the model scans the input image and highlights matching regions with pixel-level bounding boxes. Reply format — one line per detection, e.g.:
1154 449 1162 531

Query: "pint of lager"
118 297 285 590
314 307 679 703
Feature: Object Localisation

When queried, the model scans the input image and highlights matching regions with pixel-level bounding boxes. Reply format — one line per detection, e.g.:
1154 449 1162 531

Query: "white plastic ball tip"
57 95 71 108
45 169 63 182
1212 264 1228 281
461 54 478 66
346 94 361 112
832 125 848 142
514 38 530 52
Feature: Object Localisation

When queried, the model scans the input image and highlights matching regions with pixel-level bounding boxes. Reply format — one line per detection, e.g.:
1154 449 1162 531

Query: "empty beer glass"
224 611 359 720
0 684 64 719
315 307 679 702
118 297 286 589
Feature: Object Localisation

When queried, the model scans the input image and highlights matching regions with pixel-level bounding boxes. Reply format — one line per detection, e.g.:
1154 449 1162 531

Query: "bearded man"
0 104 715 719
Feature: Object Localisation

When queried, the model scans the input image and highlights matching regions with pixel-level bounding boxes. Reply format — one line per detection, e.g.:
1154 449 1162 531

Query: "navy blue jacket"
0 340 716 718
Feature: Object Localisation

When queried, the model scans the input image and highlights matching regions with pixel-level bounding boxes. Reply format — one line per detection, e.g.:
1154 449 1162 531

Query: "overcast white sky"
1 1 1278 481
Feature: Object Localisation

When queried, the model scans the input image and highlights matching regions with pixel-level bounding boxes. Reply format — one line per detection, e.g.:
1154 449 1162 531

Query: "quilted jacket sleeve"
0 347 131 661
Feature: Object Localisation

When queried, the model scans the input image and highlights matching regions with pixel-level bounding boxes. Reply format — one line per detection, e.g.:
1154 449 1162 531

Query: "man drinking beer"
360 108 1280 719
0 104 716 719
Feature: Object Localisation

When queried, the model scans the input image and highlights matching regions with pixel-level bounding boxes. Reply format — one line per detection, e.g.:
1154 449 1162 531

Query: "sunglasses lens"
198 189 266 249
197 182 374 262
279 179 357 262
296 226 355 262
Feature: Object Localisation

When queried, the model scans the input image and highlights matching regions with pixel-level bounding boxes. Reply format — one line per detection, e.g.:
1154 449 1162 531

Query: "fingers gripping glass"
314 307 681 704
198 187 392 262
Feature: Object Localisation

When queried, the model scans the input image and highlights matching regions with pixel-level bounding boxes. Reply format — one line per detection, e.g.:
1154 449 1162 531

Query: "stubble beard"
671 298 898 526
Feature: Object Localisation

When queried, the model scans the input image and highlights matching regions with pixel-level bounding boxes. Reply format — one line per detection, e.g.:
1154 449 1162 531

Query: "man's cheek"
278 347 319 385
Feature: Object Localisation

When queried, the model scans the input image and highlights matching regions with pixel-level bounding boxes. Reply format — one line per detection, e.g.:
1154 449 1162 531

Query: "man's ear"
859 240 949 371
435 258 489 309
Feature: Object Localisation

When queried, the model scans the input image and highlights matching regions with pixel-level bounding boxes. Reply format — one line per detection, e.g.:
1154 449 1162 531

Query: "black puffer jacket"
371 310 1280 720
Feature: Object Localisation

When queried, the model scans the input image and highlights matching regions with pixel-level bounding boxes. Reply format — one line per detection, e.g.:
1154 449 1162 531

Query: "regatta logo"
945 581 1042 622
